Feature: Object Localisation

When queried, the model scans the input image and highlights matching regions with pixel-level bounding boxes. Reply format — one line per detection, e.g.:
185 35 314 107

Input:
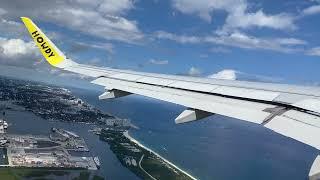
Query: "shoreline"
123 131 197 180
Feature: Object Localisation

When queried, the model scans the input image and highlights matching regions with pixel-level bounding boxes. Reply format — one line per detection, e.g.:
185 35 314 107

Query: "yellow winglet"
21 17 65 67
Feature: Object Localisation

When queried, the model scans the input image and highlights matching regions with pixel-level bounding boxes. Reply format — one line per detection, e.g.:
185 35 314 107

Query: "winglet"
21 17 71 68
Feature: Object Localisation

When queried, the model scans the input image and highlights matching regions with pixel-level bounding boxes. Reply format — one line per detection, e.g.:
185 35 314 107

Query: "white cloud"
156 31 305 53
223 10 296 32
188 67 202 76
208 69 237 80
306 47 320 56
0 37 41 67
208 69 283 82
155 31 201 44
0 38 37 57
204 32 305 52
302 5 320 16
97 0 135 15
49 68 89 80
149 59 169 65
172 0 296 31
0 0 143 43
274 38 307 45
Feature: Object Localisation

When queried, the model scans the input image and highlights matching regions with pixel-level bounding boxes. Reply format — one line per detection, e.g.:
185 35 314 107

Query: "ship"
0 119 8 129
94 156 100 169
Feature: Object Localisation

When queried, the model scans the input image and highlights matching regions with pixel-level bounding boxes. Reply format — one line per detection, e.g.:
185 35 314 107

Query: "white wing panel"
292 99 320 114
273 93 310 104
169 81 219 92
137 77 176 86
109 73 143 81
265 110 320 150
283 110 320 128
91 77 273 124
211 86 280 101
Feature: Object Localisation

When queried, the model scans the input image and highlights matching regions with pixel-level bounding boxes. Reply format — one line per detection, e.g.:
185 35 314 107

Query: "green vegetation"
0 168 70 179
0 168 18 180
72 171 90 180
92 175 104 180
3 148 8 165
99 129 193 180
0 168 104 180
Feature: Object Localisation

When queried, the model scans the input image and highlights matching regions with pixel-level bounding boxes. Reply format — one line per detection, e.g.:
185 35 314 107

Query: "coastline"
123 131 197 180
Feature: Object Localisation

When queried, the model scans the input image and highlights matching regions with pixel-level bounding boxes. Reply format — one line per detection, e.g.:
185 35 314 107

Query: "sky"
0 0 320 87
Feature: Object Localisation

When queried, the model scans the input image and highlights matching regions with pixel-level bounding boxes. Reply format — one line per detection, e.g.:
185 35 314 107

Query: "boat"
3 121 8 129
93 156 100 169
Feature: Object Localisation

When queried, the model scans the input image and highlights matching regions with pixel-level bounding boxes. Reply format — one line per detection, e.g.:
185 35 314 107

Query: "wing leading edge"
22 17 320 179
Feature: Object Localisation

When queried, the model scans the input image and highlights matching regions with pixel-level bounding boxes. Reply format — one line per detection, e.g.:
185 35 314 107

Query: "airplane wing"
21 17 320 178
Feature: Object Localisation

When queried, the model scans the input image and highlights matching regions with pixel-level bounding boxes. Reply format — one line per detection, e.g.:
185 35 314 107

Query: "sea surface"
4 86 319 180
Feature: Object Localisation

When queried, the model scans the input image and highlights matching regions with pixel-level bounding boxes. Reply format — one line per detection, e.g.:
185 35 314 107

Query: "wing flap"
292 99 320 114
265 110 320 150
211 86 280 101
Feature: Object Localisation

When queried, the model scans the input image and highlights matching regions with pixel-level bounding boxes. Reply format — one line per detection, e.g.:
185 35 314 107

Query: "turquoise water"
72 87 319 180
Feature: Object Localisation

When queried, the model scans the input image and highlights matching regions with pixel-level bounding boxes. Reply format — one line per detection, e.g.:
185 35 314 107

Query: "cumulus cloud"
208 69 283 82
148 59 169 65
0 38 41 67
49 68 90 80
0 38 36 57
0 38 87 81
0 38 89 83
156 31 306 53
208 69 237 80
302 5 320 16
172 0 296 31
155 31 200 44
187 67 202 76
0 0 143 43
306 47 320 56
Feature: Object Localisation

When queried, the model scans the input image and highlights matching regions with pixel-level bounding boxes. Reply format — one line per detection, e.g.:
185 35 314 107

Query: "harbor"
0 118 99 170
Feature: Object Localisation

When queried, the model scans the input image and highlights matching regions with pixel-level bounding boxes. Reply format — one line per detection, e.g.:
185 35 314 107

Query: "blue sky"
0 0 320 87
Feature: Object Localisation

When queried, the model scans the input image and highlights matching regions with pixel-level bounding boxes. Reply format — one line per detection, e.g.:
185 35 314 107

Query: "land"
0 77 131 127
99 129 195 180
3 131 97 170
0 168 104 180
0 76 196 180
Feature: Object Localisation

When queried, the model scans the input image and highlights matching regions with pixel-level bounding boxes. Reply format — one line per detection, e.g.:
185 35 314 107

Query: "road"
139 154 157 180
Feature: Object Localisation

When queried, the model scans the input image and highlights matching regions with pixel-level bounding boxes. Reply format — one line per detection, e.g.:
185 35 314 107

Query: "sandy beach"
123 131 197 180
